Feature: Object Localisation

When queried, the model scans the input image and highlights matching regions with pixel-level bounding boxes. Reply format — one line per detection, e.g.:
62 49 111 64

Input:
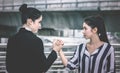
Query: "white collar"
22 25 32 32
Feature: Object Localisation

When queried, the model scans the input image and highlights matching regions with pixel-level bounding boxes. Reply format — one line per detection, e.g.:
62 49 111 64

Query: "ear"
27 18 33 25
92 27 98 33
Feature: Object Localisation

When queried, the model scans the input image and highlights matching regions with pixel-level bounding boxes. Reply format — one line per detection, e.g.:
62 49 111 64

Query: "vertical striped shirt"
66 43 115 73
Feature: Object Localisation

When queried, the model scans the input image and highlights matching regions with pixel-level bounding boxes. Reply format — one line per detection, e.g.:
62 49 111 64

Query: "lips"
83 35 87 38
83 34 86 36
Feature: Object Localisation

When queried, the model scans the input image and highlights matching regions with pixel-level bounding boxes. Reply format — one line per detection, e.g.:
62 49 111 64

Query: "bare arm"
58 50 68 66
52 39 68 66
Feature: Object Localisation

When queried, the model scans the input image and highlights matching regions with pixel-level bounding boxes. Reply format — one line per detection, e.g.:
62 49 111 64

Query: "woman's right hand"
52 39 64 52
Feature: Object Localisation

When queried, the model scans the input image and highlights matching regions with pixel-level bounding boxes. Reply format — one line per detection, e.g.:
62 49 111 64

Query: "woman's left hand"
52 39 64 52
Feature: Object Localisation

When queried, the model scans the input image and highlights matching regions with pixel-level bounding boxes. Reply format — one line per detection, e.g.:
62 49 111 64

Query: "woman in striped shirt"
58 15 115 73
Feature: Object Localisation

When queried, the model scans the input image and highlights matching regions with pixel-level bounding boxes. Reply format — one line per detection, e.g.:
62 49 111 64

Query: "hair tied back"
19 4 27 13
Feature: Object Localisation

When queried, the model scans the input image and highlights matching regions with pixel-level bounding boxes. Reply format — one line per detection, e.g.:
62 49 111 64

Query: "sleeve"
6 38 14 71
66 45 81 70
107 46 115 73
6 37 17 72
6 38 11 72
36 38 57 72
42 50 57 72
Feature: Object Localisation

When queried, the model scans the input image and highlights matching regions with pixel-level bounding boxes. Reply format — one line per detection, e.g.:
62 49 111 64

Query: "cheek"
34 22 39 28
32 24 38 31
84 30 92 36
87 30 91 33
84 30 90 34
87 30 92 35
37 23 41 28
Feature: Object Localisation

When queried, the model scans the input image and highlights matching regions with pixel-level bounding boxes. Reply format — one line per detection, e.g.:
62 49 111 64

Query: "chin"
84 35 86 38
33 30 38 33
84 36 89 39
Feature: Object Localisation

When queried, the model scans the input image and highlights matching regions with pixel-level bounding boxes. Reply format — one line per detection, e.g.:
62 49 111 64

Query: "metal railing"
0 43 120 73
0 0 120 12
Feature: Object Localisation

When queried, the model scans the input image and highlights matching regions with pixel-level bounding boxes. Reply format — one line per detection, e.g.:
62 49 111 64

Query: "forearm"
42 50 57 72
58 50 68 66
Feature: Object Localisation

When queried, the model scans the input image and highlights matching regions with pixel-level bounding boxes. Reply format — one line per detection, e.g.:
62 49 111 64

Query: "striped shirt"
66 43 115 73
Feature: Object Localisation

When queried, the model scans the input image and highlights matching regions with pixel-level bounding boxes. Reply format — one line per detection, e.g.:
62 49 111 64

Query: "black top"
6 28 57 73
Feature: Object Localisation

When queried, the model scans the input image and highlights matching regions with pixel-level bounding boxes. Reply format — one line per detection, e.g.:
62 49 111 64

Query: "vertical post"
33 0 35 8
2 0 4 11
76 0 78 8
97 0 100 11
45 0 47 10
12 0 14 11
60 0 62 8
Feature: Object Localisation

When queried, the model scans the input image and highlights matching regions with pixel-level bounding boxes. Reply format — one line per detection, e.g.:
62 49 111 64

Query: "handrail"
1 43 120 48
0 42 120 73
0 0 120 11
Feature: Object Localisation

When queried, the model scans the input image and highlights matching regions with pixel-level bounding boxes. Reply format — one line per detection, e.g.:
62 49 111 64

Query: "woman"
58 15 115 73
6 4 60 73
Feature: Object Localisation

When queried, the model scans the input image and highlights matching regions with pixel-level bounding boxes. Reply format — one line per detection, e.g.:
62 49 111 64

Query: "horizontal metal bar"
0 0 120 12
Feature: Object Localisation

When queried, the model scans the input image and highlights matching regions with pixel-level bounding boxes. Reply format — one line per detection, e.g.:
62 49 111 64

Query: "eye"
39 21 42 23
84 27 87 30
83 26 85 29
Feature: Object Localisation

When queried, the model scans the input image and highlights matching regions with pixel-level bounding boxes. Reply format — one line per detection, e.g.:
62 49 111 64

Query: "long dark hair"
19 4 42 24
84 15 109 43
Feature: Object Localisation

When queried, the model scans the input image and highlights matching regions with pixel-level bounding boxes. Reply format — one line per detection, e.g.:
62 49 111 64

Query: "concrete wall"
0 11 120 37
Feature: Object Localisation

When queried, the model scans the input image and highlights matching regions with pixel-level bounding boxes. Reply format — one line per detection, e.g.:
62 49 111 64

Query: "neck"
22 24 32 32
89 35 102 45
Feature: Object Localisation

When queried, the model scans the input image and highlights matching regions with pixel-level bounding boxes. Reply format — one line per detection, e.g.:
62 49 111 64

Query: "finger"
59 40 64 45
56 40 60 46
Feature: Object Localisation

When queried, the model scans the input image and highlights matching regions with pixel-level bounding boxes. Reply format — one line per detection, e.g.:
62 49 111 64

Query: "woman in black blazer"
6 4 62 73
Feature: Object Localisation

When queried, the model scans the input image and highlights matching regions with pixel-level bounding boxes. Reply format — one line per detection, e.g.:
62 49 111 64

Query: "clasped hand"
52 39 64 52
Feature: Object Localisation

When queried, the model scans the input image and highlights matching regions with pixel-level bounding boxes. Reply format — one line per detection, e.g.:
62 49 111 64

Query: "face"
82 22 93 39
31 16 42 33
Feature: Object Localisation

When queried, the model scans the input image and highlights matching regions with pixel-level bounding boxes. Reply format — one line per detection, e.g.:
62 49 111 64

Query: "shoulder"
79 43 86 48
7 33 17 44
104 42 114 53
26 35 43 45
105 42 113 49
77 43 86 52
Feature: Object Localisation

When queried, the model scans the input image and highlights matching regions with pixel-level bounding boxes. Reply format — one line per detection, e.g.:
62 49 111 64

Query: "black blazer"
6 28 57 73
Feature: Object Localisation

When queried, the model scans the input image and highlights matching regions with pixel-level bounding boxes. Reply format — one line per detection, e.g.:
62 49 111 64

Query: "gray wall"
0 11 120 37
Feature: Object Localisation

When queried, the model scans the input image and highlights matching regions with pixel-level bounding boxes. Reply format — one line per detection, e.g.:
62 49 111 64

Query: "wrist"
53 48 58 52
58 49 62 54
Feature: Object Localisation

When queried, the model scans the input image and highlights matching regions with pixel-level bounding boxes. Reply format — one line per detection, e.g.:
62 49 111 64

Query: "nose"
81 30 84 34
